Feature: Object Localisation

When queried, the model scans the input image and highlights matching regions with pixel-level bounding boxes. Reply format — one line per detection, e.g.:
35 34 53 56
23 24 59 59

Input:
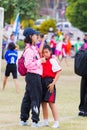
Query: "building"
39 0 67 21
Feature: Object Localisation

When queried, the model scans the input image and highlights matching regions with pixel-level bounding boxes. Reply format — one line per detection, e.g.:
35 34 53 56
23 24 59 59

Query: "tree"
0 0 39 23
0 0 17 23
66 0 87 32
40 19 56 34
16 0 39 20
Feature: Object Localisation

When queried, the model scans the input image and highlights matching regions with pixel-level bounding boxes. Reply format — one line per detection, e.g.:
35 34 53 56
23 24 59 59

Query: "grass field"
0 59 87 130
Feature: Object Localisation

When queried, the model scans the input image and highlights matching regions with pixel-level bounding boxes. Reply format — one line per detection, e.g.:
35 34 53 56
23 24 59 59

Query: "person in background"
2 43 19 93
6 33 19 50
78 34 87 117
50 35 56 54
55 40 62 60
74 37 83 53
41 45 62 128
7 33 15 45
55 33 64 60
58 33 64 42
37 34 45 48
54 30 59 42
66 36 72 57
60 38 68 65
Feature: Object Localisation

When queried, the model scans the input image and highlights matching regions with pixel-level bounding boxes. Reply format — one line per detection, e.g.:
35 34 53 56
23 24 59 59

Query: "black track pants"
20 73 42 123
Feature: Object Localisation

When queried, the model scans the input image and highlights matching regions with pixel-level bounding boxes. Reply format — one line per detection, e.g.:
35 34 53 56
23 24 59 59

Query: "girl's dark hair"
43 45 52 52
63 38 66 42
10 33 14 38
77 37 80 40
84 39 87 43
24 36 32 45
7 42 16 50
40 34 44 38
51 35 55 39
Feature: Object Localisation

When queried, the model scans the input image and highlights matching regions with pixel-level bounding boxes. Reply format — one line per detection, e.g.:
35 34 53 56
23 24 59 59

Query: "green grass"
0 59 87 130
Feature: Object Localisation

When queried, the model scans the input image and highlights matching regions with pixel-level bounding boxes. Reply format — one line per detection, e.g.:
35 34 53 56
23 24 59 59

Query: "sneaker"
78 111 85 117
51 122 59 129
84 112 87 117
19 120 29 126
31 122 41 128
40 122 48 127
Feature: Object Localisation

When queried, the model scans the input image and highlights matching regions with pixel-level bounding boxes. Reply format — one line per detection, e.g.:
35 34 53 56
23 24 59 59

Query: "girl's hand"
41 57 46 63
48 83 54 93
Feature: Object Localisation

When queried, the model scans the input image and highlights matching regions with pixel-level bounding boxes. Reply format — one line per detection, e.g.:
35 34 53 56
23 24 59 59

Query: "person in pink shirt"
20 28 45 127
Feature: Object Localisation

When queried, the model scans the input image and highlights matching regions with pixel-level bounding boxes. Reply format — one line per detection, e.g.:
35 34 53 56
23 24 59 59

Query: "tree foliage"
0 0 39 23
66 0 87 32
0 0 17 23
40 19 56 34
16 0 39 20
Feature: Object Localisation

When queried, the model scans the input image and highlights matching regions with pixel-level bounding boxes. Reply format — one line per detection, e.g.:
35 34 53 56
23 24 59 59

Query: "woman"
20 28 45 127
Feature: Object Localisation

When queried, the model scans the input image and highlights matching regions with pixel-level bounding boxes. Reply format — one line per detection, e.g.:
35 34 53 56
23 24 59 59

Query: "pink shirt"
23 44 43 75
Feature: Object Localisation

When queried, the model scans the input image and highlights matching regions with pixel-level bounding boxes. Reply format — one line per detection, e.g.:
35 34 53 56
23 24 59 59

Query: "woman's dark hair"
43 45 52 52
7 42 16 50
24 36 32 45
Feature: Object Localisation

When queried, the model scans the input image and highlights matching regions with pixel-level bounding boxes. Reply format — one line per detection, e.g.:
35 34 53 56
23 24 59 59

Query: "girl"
2 42 19 93
42 45 62 128
50 35 56 54
20 28 45 127
60 38 68 65
36 34 45 48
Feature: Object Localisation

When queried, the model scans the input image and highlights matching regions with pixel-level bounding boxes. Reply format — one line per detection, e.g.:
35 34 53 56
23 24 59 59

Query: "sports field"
0 59 87 130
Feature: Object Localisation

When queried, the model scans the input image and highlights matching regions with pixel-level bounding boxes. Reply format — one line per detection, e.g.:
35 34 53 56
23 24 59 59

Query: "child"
20 28 45 127
42 45 62 128
2 42 19 93
50 35 56 54
74 37 83 53
36 34 45 48
60 38 68 65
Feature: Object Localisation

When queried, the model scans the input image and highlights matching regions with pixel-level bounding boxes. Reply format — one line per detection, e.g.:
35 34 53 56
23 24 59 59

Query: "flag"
61 7 66 16
13 13 20 43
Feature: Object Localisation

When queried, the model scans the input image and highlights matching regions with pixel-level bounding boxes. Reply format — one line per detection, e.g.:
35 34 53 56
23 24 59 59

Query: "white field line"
0 116 77 128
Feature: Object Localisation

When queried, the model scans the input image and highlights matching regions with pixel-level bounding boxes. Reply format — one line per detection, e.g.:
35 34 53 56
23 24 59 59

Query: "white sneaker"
31 122 41 128
19 120 29 126
52 122 59 128
40 122 48 127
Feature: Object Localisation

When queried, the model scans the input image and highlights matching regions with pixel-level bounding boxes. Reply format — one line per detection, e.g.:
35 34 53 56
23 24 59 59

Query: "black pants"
20 73 42 123
79 77 87 112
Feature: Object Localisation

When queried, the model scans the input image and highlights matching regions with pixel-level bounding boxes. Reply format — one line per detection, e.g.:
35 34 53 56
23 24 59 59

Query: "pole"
0 7 4 79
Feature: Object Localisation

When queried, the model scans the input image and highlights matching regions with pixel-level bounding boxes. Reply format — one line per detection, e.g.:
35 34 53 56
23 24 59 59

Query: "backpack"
18 50 27 76
74 45 87 76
